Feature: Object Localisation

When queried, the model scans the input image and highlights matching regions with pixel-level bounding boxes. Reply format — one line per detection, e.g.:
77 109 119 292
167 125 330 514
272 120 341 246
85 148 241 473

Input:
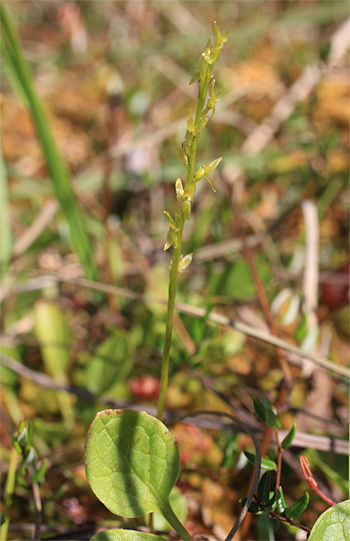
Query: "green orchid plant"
85 22 230 541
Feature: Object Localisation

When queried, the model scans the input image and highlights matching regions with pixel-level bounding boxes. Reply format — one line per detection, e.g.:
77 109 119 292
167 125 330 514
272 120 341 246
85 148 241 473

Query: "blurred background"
1 1 349 540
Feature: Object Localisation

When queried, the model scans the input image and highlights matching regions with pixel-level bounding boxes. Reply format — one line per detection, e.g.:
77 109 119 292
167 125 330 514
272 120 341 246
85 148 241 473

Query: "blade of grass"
0 147 12 272
0 4 97 280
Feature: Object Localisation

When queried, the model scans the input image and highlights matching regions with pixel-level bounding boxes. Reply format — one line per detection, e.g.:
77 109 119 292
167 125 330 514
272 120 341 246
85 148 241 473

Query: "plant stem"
0 446 18 541
156 69 212 422
157 222 184 421
161 502 192 541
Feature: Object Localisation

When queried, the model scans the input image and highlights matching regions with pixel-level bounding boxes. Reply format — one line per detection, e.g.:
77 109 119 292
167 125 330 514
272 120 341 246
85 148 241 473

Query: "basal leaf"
308 500 350 541
85 332 133 396
85 409 191 541
91 530 168 541
34 300 73 424
286 492 309 519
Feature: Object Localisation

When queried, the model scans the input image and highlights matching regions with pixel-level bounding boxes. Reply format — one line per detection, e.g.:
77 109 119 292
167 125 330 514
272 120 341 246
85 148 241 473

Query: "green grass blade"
0 3 97 280
0 147 12 271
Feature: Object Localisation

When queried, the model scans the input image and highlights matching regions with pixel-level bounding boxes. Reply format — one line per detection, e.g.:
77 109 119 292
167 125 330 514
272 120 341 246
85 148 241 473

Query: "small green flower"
194 156 223 192
164 212 182 250
187 109 208 136
207 78 222 118
175 178 185 201
175 179 193 221
213 21 230 50
178 253 193 273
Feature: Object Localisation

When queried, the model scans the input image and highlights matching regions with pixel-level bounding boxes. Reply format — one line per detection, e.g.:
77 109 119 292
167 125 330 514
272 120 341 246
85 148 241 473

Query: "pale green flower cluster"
163 21 229 274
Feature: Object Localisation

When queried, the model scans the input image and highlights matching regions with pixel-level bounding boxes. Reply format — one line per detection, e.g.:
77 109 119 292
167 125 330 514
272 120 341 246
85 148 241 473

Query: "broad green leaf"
0 346 20 386
244 451 277 471
286 492 309 519
257 471 271 505
91 530 168 541
281 423 296 450
85 332 133 396
34 301 70 381
253 397 266 424
308 500 350 541
85 410 190 540
209 258 273 301
34 301 73 425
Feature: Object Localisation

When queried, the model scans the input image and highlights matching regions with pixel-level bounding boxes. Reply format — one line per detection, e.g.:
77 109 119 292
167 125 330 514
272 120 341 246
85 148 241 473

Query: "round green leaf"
308 500 350 541
91 530 168 541
85 409 181 518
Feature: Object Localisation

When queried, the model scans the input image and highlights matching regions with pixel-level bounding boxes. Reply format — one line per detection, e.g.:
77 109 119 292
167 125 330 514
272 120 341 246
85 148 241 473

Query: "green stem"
157 220 184 421
156 68 212 422
0 446 18 541
160 501 191 541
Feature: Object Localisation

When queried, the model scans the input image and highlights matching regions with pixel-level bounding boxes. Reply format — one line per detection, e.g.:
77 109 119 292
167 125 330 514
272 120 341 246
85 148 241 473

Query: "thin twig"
269 509 311 534
275 428 282 490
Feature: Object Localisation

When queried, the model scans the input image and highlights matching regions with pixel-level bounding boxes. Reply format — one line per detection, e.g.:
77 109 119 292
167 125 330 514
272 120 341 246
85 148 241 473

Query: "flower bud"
195 157 223 182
